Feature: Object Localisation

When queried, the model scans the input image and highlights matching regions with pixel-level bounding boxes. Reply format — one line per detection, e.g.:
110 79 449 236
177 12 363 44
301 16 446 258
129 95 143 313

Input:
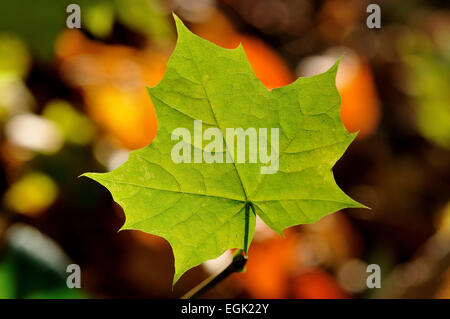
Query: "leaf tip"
79 172 107 186
349 131 359 141
236 42 245 51
172 272 182 289
172 13 188 34
328 57 341 77
273 227 286 238
146 85 156 97
347 196 370 210
79 172 95 180
356 202 371 210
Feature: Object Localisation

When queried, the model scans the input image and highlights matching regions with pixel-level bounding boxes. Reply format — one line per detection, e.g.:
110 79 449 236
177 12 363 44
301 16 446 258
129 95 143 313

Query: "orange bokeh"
235 234 298 298
56 30 166 149
339 60 380 138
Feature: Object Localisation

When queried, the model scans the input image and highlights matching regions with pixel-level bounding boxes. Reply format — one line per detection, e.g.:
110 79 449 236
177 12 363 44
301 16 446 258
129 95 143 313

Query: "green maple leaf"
83 15 365 285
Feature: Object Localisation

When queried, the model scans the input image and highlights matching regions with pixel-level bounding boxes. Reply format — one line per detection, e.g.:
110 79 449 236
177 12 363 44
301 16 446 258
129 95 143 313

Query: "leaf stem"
180 249 247 299
244 203 250 253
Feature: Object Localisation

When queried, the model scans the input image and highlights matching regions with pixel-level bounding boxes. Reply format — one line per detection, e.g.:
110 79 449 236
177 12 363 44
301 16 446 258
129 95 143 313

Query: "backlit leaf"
83 15 364 285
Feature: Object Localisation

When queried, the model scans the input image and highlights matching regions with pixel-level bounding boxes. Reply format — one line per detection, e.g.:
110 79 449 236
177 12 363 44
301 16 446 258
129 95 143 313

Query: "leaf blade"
83 15 365 285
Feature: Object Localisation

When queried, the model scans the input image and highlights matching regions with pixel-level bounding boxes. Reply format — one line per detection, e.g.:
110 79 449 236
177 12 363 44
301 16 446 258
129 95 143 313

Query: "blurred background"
0 0 449 299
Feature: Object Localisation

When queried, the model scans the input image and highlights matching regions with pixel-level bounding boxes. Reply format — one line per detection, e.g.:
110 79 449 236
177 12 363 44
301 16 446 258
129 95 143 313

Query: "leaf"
83 15 365 285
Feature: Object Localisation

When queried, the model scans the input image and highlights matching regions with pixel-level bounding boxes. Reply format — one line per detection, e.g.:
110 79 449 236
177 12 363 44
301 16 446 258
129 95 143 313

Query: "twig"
181 250 247 299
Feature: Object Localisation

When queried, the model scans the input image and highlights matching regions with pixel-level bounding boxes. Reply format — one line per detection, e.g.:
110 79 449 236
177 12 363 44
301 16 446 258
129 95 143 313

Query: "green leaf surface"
83 15 364 285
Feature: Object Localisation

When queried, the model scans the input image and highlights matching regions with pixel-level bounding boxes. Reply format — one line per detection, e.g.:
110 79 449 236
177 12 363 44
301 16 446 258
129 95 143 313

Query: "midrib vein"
184 40 249 201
